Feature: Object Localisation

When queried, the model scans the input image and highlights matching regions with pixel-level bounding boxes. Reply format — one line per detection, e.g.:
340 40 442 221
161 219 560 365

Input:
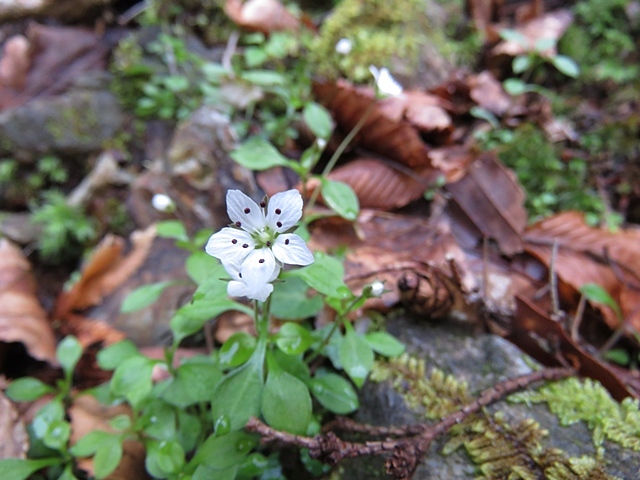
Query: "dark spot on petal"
259 259 265 264
275 208 282 215
235 221 241 227
242 244 249 248
266 241 271 247
260 200 266 208
238 272 242 278
285 239 290 245
277 221 282 228
231 239 238 244
244 207 250 214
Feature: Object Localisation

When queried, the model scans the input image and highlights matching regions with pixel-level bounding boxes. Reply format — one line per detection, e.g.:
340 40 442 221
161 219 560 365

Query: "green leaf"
145 439 185 477
270 276 323 320
97 340 139 370
70 430 114 457
32 399 65 440
551 55 580 78
286 252 348 297
193 464 238 480
191 431 257 470
211 338 266 431
241 70 286 86
57 335 82 376
303 102 333 139
0 459 60 480
604 348 630 366
43 418 71 450
93 436 124 479
261 354 312 434
274 322 314 355
339 326 374 388
121 281 176 313
219 332 256 368
319 178 359 220
364 331 405 357
162 356 223 407
503 78 529 96
499 29 527 46
110 356 156 409
108 414 132 432
308 372 359 414
141 401 176 440
186 251 221 284
6 377 55 402
171 296 247 343
580 283 622 320
156 220 189 242
512 55 531 74
231 137 293 171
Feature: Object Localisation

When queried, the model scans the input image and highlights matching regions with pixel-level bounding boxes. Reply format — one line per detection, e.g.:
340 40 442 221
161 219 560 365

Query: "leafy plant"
30 190 98 263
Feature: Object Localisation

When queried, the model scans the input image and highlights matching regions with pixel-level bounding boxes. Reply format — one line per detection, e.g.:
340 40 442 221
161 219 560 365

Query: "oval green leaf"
308 372 359 414
320 178 359 220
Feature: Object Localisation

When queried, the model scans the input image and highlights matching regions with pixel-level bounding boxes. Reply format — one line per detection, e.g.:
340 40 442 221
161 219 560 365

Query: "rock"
340 314 640 479
0 80 124 158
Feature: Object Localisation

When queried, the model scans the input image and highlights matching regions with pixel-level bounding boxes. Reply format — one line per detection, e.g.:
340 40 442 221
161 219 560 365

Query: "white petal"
226 190 266 233
205 228 255 264
227 280 274 302
240 248 277 293
265 189 303 233
272 234 314 266
369 66 403 97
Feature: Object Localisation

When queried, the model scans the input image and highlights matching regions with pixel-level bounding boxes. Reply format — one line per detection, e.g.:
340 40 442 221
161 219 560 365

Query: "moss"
510 377 640 452
371 355 617 479
308 0 427 82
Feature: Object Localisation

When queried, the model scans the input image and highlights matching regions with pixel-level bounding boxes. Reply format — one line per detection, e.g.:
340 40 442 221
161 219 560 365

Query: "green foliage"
30 190 97 262
0 155 68 207
309 0 426 81
510 377 640 452
561 0 640 85
478 123 612 225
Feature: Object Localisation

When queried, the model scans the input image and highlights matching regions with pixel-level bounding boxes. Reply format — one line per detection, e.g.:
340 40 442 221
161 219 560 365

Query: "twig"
246 366 575 479
550 239 561 318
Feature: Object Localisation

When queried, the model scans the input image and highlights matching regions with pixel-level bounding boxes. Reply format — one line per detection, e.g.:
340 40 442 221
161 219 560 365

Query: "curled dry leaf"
468 70 512 116
314 80 431 168
524 211 640 331
0 239 57 365
55 225 157 319
224 0 299 33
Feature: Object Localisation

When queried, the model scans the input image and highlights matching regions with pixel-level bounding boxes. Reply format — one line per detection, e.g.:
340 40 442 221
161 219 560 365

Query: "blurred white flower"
335 38 353 55
369 66 403 97
151 193 175 213
205 189 314 300
370 281 385 297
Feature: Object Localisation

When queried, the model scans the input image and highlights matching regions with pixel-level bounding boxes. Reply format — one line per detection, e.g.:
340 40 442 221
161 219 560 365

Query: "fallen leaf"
0 35 30 91
55 225 157 318
446 151 527 255
224 0 299 33
468 70 512 116
0 239 57 365
524 211 640 331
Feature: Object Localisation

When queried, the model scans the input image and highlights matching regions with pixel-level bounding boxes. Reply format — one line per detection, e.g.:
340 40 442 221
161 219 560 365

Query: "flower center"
254 227 275 247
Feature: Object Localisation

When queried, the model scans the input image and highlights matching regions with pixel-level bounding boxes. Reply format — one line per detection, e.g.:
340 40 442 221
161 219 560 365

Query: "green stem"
305 100 376 214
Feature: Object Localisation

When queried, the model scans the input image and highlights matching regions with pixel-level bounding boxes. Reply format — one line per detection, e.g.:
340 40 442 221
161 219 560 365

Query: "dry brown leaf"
314 80 431 168
524 212 640 331
468 70 512 116
215 310 255 343
446 151 527 255
0 239 57 365
69 395 150 480
0 390 28 459
326 157 435 210
0 35 30 91
55 225 156 318
224 0 299 33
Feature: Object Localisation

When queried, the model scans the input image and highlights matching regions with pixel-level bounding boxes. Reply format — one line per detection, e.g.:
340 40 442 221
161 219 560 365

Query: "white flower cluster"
205 189 314 302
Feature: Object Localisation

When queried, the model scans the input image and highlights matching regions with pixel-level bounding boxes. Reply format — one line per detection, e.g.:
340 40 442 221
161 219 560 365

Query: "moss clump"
510 377 640 453
308 0 426 82
371 355 615 479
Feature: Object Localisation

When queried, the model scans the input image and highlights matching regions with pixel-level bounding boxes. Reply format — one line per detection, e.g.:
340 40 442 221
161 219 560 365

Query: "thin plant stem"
305 100 376 213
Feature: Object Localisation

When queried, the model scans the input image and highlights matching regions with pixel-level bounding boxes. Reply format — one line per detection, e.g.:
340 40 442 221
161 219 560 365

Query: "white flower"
335 38 353 55
205 189 314 297
151 193 175 212
225 258 280 302
369 66 403 97
370 281 385 297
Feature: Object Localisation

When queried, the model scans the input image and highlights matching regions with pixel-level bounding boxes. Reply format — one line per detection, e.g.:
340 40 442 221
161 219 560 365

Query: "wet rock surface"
342 314 640 479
